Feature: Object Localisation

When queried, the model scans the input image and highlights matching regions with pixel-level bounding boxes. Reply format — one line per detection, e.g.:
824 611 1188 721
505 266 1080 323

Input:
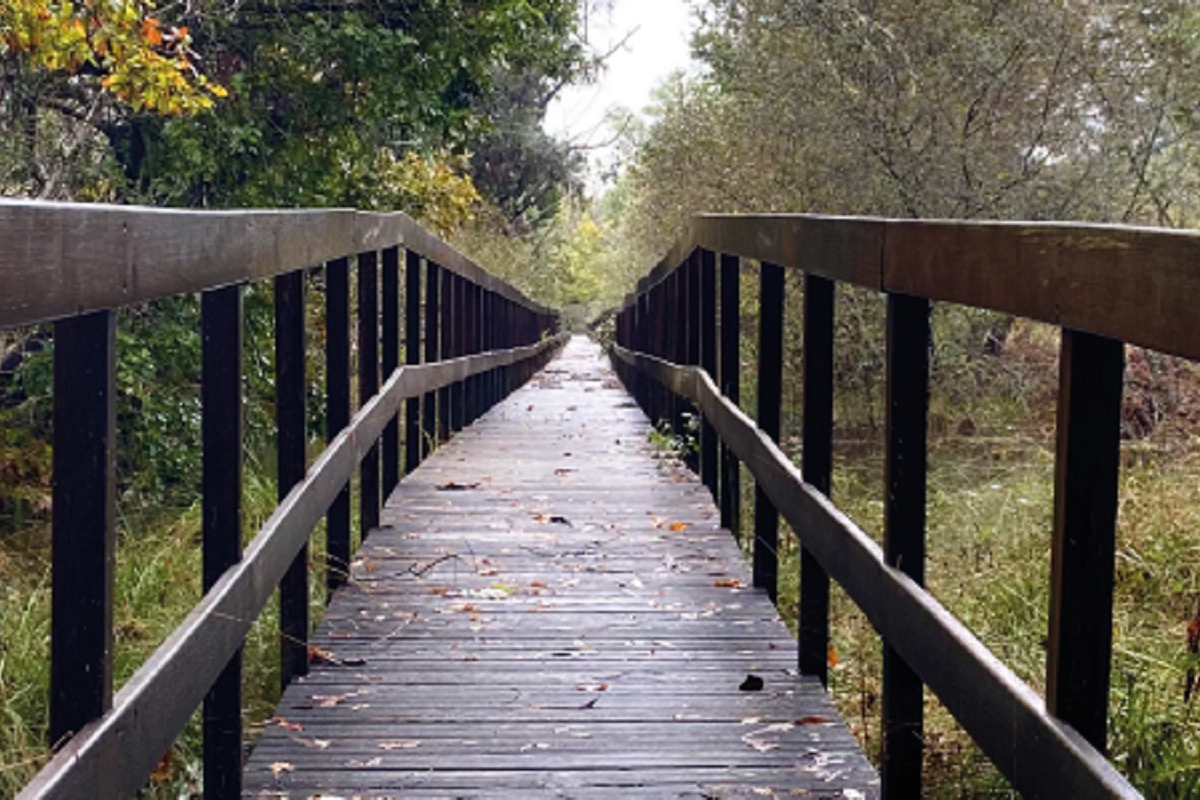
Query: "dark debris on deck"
243 337 879 799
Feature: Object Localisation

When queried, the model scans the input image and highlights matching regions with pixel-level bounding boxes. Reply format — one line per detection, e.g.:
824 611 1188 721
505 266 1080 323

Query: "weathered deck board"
243 337 879 799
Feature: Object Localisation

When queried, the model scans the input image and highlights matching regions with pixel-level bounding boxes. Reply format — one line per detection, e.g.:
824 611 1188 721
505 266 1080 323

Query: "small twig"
408 552 461 577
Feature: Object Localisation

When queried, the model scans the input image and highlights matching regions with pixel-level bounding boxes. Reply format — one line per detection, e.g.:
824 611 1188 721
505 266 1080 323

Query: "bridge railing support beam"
752 262 785 601
326 257 351 594
201 283 245 800
882 292 931 799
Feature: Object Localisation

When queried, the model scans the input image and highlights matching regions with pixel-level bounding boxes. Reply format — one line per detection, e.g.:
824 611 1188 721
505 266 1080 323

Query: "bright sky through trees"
544 0 695 184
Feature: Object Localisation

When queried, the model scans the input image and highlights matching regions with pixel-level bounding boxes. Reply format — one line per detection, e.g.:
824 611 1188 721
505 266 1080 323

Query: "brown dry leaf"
272 716 304 732
827 643 840 669
149 749 172 785
378 740 421 750
575 682 609 692
268 761 294 775
308 645 337 664
714 578 744 589
795 715 832 725
478 567 499 577
668 521 690 532
313 693 347 708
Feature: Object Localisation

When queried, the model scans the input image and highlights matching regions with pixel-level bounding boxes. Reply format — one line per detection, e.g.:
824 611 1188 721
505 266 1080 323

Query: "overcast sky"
543 0 697 186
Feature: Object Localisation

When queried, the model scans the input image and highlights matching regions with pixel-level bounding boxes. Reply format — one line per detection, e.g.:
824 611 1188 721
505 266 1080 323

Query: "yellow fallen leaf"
268 761 294 775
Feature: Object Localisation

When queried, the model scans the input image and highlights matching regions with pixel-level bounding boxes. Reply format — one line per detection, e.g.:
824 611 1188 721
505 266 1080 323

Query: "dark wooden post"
381 246 400 497
325 257 351 594
50 310 116 747
275 270 308 689
685 257 701 462
201 284 244 799
800 274 835 684
753 263 785 601
358 250 380 541
423 261 440 456
1046 329 1124 752
719 254 741 539
438 269 453 442
882 292 930 799
700 249 718 499
667 271 683 432
405 250 423 473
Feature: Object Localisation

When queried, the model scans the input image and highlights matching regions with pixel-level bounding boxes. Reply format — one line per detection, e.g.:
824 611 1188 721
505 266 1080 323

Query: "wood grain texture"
242 338 879 799
610 345 1140 799
0 200 548 329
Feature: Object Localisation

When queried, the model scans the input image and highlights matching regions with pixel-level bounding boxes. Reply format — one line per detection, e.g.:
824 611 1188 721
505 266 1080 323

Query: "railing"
1 199 561 799
608 214 1200 799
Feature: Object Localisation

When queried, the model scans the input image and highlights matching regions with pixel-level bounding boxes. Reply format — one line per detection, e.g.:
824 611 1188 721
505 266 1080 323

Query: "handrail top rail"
0 198 550 330
627 212 1200 362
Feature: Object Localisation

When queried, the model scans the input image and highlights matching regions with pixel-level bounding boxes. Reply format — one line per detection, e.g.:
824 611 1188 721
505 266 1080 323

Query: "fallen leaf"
272 716 304 732
827 643 839 669
436 481 481 491
715 578 744 589
313 693 347 708
741 716 762 725
378 740 421 750
575 682 609 692
668 521 690 532
149 749 172 785
346 756 382 768
294 737 331 750
268 762 294 775
795 716 832 725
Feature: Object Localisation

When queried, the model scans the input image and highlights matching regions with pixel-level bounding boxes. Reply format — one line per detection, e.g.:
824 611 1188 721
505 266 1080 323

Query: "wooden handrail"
626 214 1200 362
0 199 550 329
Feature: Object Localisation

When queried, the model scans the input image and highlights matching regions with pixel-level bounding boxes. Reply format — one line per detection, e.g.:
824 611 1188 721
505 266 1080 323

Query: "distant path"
243 336 879 798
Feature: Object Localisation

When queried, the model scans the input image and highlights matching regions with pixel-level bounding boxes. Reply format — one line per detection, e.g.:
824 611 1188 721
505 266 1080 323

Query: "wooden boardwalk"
243 337 879 799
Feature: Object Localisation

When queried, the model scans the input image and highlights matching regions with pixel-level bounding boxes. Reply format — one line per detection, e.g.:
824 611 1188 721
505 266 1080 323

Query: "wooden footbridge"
6 201 1183 798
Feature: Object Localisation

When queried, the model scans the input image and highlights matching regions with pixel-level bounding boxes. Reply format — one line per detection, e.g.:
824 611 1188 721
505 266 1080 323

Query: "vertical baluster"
1046 329 1124 751
358 251 380 541
405 250 422 474
201 284 244 799
438 270 452 442
719 254 741 540
423 261 440 456
276 269 308 689
700 249 718 499
382 246 400 497
326 257 351 593
50 310 116 747
753 263 784 600
800 274 835 684
882 292 930 798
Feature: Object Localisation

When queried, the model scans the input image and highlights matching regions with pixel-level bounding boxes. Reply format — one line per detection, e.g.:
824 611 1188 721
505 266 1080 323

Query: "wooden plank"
610 345 1140 799
16 339 564 800
242 338 877 799
1047 330 1124 751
